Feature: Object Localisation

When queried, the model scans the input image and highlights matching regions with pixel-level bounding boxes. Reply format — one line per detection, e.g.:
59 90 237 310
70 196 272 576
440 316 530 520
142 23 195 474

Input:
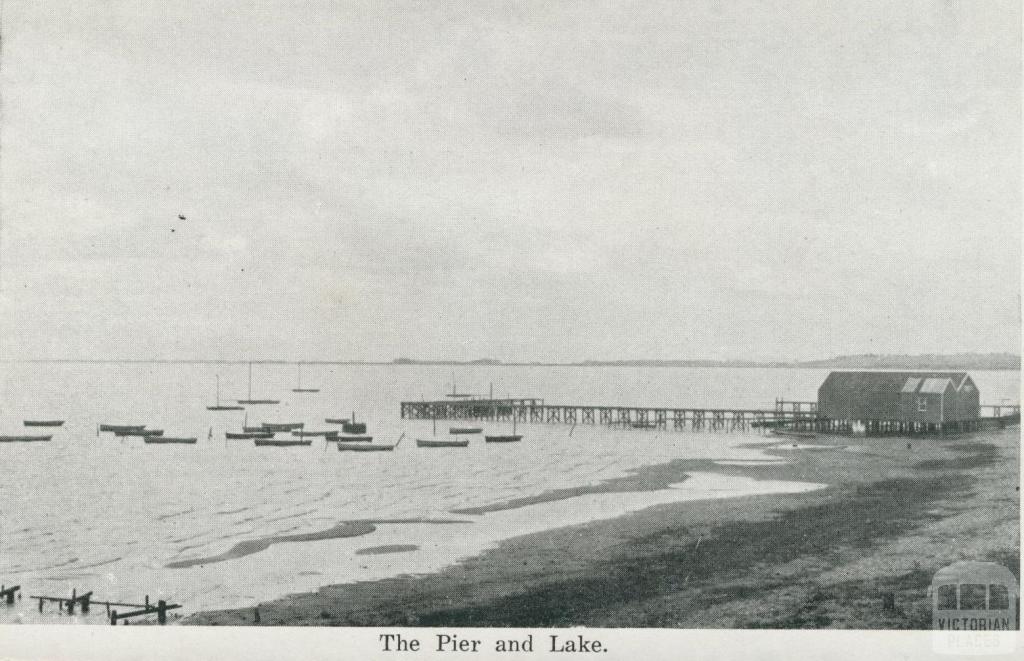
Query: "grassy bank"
185 428 1019 628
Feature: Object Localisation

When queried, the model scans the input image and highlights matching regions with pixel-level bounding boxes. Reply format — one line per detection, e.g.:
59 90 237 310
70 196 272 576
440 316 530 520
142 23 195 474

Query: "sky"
0 0 1019 362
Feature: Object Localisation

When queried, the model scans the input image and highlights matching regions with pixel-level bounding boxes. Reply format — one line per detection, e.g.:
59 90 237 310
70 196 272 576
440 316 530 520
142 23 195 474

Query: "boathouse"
817 371 980 434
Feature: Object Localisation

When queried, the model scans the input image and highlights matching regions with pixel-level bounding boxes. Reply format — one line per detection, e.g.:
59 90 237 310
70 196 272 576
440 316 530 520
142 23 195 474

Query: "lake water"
0 363 1016 623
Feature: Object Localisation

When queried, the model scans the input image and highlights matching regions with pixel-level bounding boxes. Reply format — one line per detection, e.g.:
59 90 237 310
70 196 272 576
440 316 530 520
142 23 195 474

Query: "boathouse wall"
817 370 978 426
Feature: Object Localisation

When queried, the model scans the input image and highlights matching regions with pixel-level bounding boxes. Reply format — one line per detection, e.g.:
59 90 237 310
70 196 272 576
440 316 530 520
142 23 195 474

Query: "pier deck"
399 398 1020 434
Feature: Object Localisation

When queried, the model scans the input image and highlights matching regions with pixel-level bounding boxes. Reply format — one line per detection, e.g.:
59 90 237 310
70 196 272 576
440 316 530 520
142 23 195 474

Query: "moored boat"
484 435 522 443
290 430 338 438
335 434 372 442
236 362 280 405
144 436 197 444
254 438 312 447
341 422 367 434
262 422 304 432
24 420 64 427
630 421 659 429
325 418 349 424
291 363 320 393
337 442 393 451
417 438 469 448
99 424 146 433
207 374 245 411
226 431 273 439
0 434 52 442
115 429 164 437
449 427 482 434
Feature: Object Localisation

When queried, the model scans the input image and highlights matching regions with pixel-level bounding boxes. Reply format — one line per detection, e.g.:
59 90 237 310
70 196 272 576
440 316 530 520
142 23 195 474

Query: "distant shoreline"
1 355 1020 370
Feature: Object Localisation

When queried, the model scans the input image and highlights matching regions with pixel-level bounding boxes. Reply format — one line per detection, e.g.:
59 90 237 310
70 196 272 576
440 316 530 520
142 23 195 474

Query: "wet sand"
185 428 1019 628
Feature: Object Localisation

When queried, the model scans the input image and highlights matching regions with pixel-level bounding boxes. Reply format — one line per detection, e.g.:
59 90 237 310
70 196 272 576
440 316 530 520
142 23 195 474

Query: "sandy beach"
185 426 1019 628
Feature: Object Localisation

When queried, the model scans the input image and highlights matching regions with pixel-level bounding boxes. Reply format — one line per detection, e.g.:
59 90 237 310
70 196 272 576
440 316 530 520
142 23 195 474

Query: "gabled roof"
901 377 923 393
821 371 969 393
919 377 953 394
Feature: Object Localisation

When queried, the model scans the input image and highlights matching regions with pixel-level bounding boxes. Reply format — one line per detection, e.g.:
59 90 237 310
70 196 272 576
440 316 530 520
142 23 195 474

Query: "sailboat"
237 362 280 405
444 372 473 399
485 412 522 443
207 375 244 411
291 363 320 393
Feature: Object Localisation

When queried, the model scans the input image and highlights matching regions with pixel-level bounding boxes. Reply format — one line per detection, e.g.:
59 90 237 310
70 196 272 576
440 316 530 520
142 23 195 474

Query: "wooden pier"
400 398 1019 435
400 398 819 432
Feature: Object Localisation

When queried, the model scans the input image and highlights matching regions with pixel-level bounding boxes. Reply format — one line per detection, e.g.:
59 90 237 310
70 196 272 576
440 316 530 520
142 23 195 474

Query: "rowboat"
208 375 245 411
114 429 164 437
290 430 338 438
0 435 52 442
226 431 273 440
417 438 468 448
24 420 64 427
254 438 312 447
99 424 145 433
262 422 304 432
337 442 394 452
339 433 401 451
325 418 349 424
243 425 266 433
630 422 659 429
484 435 522 443
449 427 482 434
145 436 197 444
236 362 280 405
484 413 522 443
335 434 372 442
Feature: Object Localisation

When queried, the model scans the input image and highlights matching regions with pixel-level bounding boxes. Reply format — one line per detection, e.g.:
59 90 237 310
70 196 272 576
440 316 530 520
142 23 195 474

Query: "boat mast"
248 362 253 400
297 362 302 389
216 374 220 407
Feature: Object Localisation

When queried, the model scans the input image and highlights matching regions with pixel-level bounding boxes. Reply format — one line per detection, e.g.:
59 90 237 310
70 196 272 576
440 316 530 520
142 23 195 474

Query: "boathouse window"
917 397 928 412
990 584 1010 610
937 584 957 610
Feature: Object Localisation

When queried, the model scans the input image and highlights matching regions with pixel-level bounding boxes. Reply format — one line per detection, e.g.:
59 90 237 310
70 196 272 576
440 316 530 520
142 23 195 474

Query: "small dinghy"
449 427 482 435
24 420 64 427
290 430 338 438
325 418 350 425
144 436 197 444
484 416 522 443
115 429 164 437
335 434 372 442
339 434 400 452
254 438 312 447
417 438 469 448
226 431 273 440
484 434 522 443
99 424 146 433
262 422 304 432
0 434 52 442
337 443 394 451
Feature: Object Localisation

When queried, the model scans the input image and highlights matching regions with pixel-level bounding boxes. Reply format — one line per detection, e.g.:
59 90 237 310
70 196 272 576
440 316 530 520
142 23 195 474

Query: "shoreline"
185 428 1019 628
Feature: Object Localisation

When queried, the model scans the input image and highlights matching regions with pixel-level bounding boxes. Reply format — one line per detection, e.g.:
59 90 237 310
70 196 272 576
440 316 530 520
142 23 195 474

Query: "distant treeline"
392 353 1021 370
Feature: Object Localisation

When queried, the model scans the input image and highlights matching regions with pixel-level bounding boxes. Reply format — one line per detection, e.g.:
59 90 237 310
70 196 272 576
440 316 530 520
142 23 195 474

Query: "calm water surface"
0 363 1016 623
